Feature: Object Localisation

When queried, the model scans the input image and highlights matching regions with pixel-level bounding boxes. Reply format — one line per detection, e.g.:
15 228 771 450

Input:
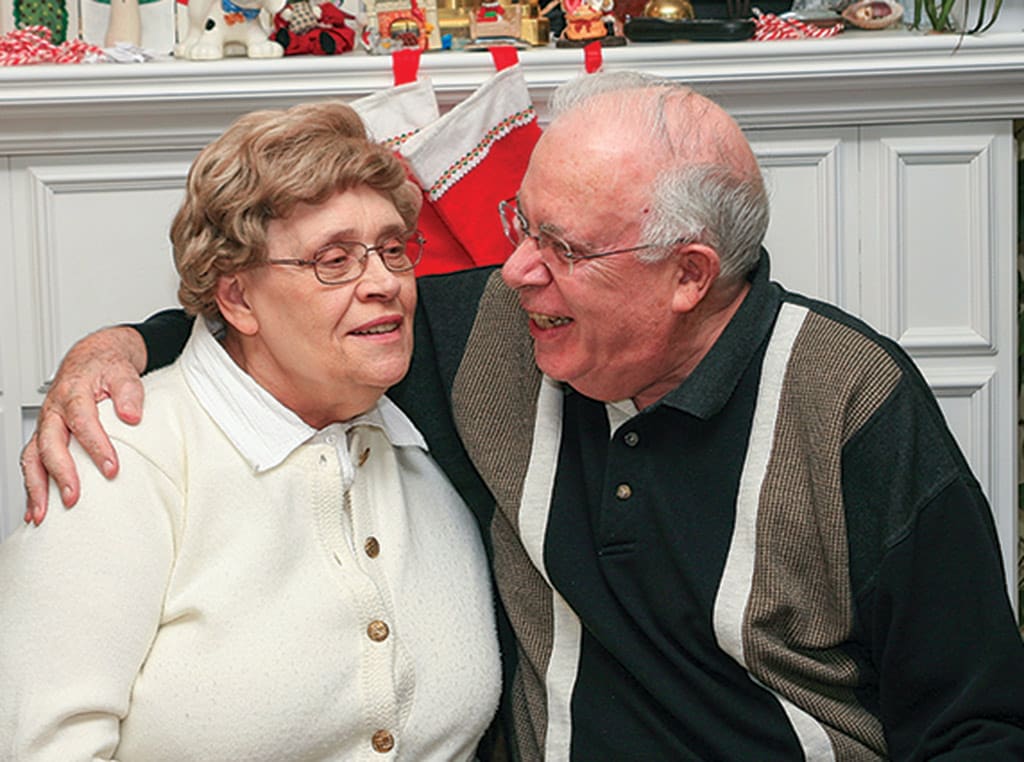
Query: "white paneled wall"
753 127 859 310
0 34 1021 608
11 154 188 395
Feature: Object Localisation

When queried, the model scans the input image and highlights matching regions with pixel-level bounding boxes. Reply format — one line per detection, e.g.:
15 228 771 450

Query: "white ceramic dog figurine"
176 0 287 59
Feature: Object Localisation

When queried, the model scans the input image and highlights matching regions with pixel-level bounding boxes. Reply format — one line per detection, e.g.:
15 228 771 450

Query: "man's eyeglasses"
498 197 680 265
267 232 425 285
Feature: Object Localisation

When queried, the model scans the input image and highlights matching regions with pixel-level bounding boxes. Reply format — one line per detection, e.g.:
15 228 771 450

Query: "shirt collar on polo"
605 397 638 438
657 248 783 420
180 317 427 472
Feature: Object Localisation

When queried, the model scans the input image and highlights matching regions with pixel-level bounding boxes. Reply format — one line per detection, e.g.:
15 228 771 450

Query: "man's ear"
214 274 260 336
671 244 721 314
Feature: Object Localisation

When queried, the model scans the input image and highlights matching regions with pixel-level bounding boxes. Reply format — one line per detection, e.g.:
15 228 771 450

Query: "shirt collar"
605 397 638 437
655 248 782 419
180 317 427 472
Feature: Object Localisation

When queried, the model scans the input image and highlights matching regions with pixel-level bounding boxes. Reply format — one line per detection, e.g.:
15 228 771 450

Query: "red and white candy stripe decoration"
0 26 105 66
752 9 844 40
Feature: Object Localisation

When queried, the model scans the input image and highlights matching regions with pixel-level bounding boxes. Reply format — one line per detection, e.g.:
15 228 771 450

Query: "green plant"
911 0 1003 33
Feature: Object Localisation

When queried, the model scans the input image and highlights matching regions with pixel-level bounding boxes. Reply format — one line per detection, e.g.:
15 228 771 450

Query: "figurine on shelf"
175 0 286 59
361 0 441 52
475 0 506 22
467 0 549 47
468 0 522 43
555 0 625 45
272 0 356 54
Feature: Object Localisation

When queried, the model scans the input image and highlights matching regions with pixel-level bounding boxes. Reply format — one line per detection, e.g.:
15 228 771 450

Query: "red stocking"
351 55 476 275
399 52 541 268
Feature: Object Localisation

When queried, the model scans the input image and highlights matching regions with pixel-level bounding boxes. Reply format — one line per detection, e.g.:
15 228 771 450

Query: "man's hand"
21 326 149 525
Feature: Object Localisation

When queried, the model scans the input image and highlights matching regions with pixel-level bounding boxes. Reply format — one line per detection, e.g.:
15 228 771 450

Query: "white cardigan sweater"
0 320 501 761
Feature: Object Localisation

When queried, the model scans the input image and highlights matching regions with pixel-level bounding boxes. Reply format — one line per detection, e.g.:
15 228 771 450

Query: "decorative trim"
398 64 536 195
426 107 535 200
381 130 419 149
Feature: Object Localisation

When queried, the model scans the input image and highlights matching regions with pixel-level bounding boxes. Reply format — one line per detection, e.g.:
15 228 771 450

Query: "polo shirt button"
372 729 394 753
615 483 632 500
325 434 337 445
367 619 390 642
624 431 639 447
365 536 380 558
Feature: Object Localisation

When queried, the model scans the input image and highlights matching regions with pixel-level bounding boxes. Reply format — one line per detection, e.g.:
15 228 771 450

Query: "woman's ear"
671 244 721 314
214 274 259 336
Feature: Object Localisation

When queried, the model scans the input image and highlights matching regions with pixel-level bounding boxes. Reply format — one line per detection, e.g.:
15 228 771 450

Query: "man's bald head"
538 73 769 282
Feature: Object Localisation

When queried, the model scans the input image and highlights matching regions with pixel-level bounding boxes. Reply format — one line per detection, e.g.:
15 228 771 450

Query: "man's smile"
528 312 573 329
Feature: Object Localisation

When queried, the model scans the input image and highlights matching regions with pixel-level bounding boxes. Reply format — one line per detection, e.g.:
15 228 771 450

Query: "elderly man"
21 72 1024 760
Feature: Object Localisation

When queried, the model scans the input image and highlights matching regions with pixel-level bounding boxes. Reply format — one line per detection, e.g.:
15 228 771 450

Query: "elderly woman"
0 102 500 759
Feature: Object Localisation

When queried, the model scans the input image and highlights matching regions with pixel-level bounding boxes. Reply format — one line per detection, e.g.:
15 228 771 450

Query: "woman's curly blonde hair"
171 101 422 318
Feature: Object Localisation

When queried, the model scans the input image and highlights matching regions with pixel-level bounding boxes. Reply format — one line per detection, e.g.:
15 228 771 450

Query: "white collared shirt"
181 316 427 481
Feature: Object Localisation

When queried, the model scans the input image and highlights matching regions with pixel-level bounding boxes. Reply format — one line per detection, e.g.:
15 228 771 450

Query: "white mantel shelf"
1 30 1024 153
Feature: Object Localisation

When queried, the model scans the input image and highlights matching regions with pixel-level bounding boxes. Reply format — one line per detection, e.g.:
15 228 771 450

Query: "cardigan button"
372 729 394 753
615 483 632 500
367 619 390 642
365 536 380 558
623 431 639 447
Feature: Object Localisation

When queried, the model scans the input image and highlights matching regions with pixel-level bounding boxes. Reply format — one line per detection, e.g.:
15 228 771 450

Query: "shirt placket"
312 424 412 758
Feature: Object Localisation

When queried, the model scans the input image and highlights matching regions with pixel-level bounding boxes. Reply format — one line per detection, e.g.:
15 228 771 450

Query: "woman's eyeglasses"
267 232 425 285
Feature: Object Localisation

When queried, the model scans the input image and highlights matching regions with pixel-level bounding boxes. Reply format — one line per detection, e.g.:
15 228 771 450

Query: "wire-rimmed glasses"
267 232 425 285
498 197 680 268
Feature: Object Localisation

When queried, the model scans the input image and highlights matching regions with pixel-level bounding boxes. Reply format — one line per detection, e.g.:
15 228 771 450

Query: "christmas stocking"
398 50 541 268
350 53 476 275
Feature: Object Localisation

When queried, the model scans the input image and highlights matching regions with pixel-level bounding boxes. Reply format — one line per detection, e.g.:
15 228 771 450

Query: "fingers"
34 405 86 510
20 434 50 526
108 370 145 426
21 325 146 523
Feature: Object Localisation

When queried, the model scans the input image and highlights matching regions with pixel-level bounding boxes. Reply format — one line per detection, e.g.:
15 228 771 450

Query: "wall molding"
17 161 189 393
750 133 848 306
866 126 1003 355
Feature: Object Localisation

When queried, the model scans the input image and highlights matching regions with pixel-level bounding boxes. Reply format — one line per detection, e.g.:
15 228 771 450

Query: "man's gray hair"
549 72 770 282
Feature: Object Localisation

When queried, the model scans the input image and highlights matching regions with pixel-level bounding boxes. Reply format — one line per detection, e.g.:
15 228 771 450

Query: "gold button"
372 729 394 753
365 536 380 558
615 483 632 500
358 447 371 467
367 620 389 642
